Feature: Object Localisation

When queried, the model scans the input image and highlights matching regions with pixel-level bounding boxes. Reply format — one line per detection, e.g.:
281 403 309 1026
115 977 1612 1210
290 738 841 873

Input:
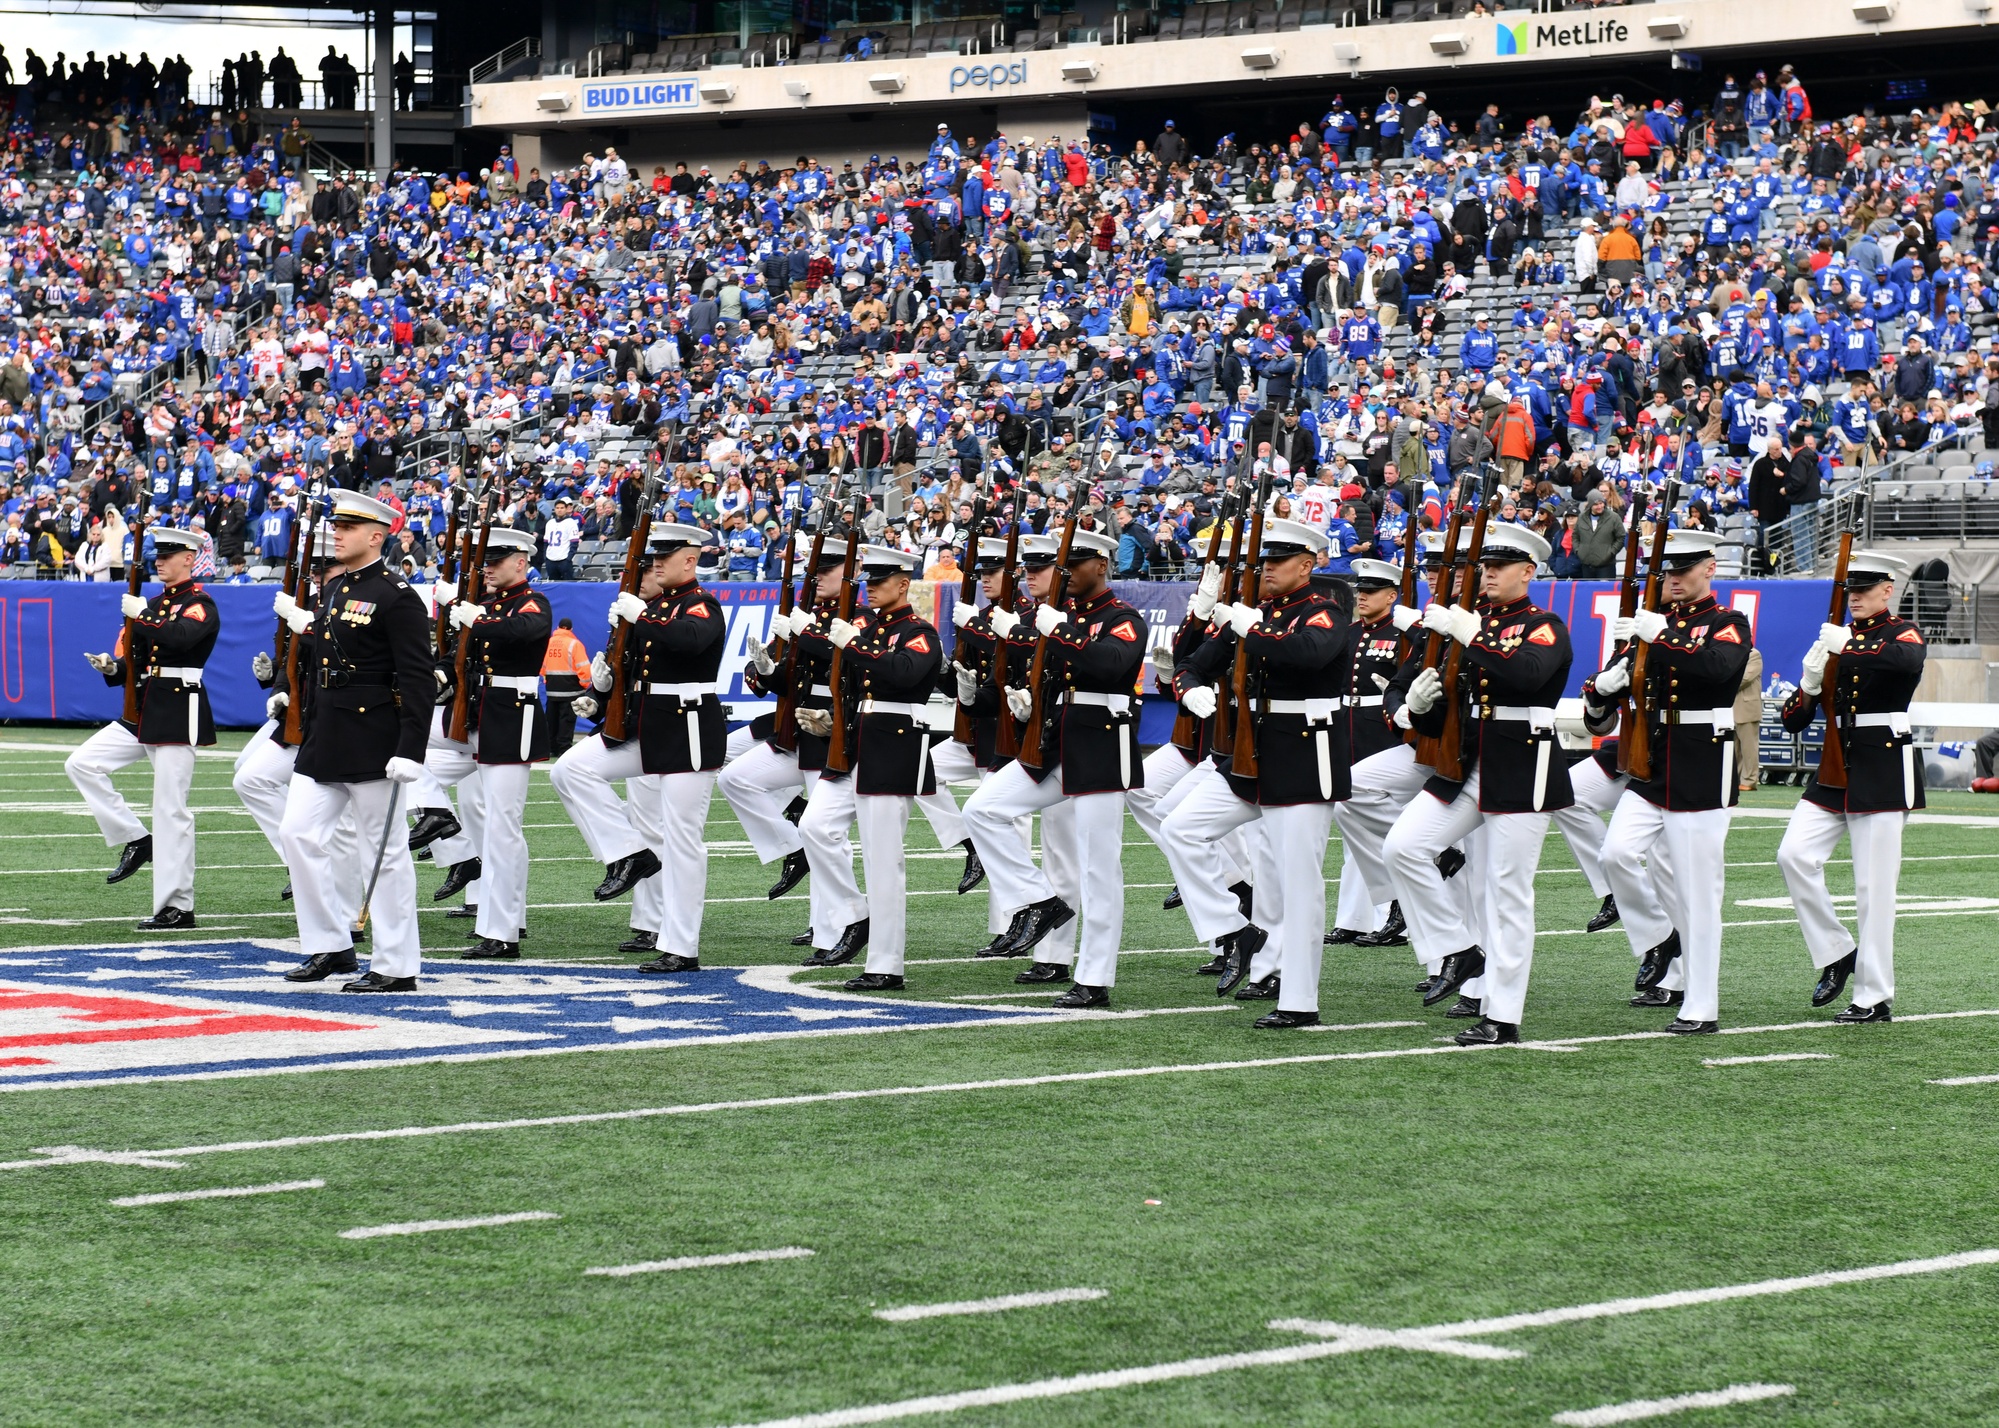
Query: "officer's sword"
358 782 405 926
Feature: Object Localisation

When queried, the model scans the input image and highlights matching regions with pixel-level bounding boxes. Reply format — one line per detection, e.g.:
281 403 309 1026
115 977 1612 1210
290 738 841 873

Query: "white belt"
1659 707 1734 728
861 699 927 718
646 682 713 699
485 674 541 694
1266 697 1345 717
1351 694 1384 707
153 666 203 684
1064 691 1132 713
1853 712 1912 734
1471 704 1558 730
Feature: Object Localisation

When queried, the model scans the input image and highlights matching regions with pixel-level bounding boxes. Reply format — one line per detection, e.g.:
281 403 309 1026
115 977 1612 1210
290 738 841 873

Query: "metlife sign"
1495 9 1630 54
580 77 700 116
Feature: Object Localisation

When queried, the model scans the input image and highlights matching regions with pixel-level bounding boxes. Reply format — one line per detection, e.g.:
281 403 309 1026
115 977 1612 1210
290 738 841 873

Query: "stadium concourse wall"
5 578 1836 738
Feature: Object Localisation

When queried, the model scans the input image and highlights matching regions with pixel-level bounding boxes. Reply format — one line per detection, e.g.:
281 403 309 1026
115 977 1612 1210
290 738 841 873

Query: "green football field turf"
3 727 1999 1427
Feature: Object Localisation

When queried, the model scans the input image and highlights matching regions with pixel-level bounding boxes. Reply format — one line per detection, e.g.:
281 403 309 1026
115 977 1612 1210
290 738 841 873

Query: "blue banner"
20 577 1829 731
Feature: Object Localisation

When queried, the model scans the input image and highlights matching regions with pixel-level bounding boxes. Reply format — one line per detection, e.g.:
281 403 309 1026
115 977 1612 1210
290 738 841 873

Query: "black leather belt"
318 669 397 689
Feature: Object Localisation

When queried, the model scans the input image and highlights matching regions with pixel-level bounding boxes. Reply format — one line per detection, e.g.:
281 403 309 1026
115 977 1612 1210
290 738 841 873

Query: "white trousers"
1334 743 1431 922
1129 747 1254 887
1384 769 1548 1024
1601 793 1730 1022
420 710 485 906
648 770 716 959
719 739 815 865
799 774 868 949
1158 770 1259 947
964 762 1126 987
1552 756 1622 898
281 775 419 977
233 720 296 859
1778 800 1903 1008
549 734 666 934
66 721 196 916
797 773 915 969
471 762 532 942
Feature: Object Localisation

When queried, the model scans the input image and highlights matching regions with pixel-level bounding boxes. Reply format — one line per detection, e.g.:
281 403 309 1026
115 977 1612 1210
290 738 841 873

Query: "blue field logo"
1496 18 1529 54
0 941 1050 1092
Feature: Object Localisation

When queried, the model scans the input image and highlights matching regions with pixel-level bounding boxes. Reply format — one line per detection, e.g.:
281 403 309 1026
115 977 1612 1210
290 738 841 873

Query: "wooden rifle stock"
1169 497 1233 755
1621 479 1679 782
280 498 315 745
1228 475 1274 776
447 492 495 744
822 485 866 775
1425 468 1499 782
1017 511 1079 772
1395 528 1421 658
1408 476 1471 760
120 491 154 724
990 487 1026 762
951 492 988 745
1611 496 1646 771
432 487 463 661
1815 531 1856 790
770 478 826 754
1212 495 1249 751
599 475 658 744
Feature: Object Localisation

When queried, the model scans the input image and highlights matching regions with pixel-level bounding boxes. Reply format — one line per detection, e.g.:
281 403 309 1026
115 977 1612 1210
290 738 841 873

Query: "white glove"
573 694 600 721
1390 603 1422 632
85 651 117 674
611 591 648 625
1592 661 1629 696
1371 672 1390 692
591 652 616 692
951 600 975 630
1224 603 1262 639
1405 665 1443 715
790 608 818 636
1800 641 1829 696
1632 609 1668 643
121 592 148 619
434 668 449 696
1034 604 1067 637
1149 645 1175 682
987 607 1020 639
434 579 458 604
384 756 424 785
449 601 484 629
768 609 799 640
1818 621 1851 655
1189 562 1224 622
955 663 979 705
266 691 289 718
1005 686 1034 721
252 650 274 682
1611 614 1635 644
1393 703 1414 730
827 617 859 649
1181 684 1217 720
1423 603 1479 646
271 589 314 634
795 707 834 737
746 633 777 677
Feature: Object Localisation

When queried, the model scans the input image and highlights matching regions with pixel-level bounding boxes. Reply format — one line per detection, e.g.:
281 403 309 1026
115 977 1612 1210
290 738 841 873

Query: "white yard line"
586 1247 815 1277
1703 1054 1835 1068
1551 1383 1795 1426
338 1210 559 1240
874 1287 1106 1323
721 1250 1998 1428
111 1178 324 1207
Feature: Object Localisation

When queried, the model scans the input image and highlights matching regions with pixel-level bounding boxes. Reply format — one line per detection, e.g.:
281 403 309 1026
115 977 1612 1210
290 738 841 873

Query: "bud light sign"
581 78 700 114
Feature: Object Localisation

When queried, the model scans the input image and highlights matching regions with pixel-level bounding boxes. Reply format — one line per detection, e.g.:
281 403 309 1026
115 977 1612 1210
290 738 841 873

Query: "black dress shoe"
790 929 816 947
136 907 196 931
766 849 809 901
1216 923 1268 997
1813 950 1858 1008
782 794 809 825
976 909 1033 958
463 938 520 960
285 950 358 982
1634 931 1682 992
445 903 479 920
1664 1017 1719 1035
1009 897 1075 957
619 930 658 954
955 841 986 895
279 880 293 901
1833 1000 1892 1024
1052 983 1110 1009
1196 948 1228 976
640 952 702 973
1161 885 1183 911
1230 880 1254 919
1235 973 1281 1001
107 835 152 884
1354 902 1409 948
407 808 462 852
1324 927 1363 946
415 847 433 862
1445 994 1482 1018
1416 975 1440 996
806 919 869 967
1455 1018 1520 1046
1423 946 1485 1007
1015 961 1072 985
844 971 904 991
1586 894 1621 933
1434 847 1466 881
594 848 662 902
433 857 481 902
1629 987 1684 1008
342 971 418 992
1254 1008 1321 1029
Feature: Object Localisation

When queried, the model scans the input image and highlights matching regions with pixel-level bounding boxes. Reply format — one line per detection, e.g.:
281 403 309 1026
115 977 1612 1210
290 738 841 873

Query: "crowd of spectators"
0 50 1993 589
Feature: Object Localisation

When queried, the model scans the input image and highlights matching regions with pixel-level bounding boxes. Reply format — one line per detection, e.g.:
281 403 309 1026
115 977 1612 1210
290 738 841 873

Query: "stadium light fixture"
1645 15 1691 39
782 79 811 99
534 91 571 110
1850 0 1896 18
1428 31 1470 55
867 71 907 93
698 78 737 102
1331 39 1361 65
1060 58 1100 82
1239 47 1279 70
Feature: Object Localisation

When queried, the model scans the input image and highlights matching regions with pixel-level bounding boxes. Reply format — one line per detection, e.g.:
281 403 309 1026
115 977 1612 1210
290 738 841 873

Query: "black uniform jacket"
1414 596 1575 814
946 604 1006 771
294 557 433 783
840 602 944 797
1237 586 1356 807
965 597 1037 774
468 581 553 766
108 579 219 747
1159 606 1224 765
746 598 838 772
1584 593 1752 812
1029 587 1146 793
1781 610 1926 814
1346 613 1405 762
631 581 726 775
